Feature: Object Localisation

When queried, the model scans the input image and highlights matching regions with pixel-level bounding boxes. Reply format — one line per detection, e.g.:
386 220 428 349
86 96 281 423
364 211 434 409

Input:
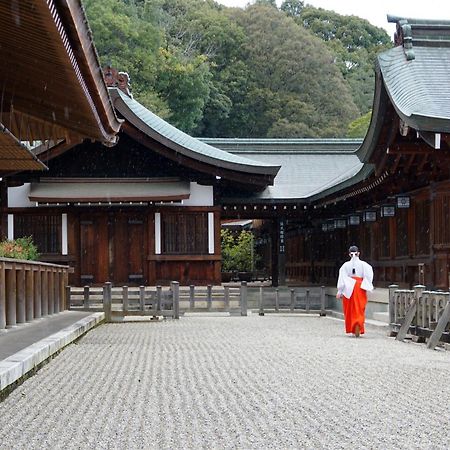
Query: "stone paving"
0 315 449 449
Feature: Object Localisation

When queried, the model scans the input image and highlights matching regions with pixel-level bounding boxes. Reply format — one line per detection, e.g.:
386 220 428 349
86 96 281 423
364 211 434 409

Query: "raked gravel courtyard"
1 315 450 450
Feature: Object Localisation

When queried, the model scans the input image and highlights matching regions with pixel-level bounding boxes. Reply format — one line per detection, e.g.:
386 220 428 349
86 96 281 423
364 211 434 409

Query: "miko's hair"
348 245 359 253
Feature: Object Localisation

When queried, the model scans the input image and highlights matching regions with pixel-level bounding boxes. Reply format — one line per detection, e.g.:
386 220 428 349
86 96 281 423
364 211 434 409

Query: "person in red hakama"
336 245 374 337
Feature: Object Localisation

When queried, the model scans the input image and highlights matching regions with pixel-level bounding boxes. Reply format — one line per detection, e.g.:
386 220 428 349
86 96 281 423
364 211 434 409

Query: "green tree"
347 110 372 138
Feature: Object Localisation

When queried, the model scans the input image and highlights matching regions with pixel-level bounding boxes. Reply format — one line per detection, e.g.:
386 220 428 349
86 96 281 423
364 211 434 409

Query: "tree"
280 0 304 18
347 110 372 138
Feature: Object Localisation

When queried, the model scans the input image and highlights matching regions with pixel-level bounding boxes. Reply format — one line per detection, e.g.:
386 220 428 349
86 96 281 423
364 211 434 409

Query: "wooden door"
110 213 147 285
79 215 108 284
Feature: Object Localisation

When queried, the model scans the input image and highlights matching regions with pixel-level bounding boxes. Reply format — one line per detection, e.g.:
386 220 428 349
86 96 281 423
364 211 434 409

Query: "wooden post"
34 269 42 319
139 285 145 311
388 284 399 325
123 286 129 313
25 268 34 321
83 285 90 309
320 286 326 316
41 270 48 316
396 285 424 341
54 271 60 314
306 289 310 313
275 288 279 312
240 281 247 316
224 286 230 311
258 286 264 316
48 269 54 315
427 297 450 349
0 263 6 329
207 285 212 311
171 281 180 319
6 266 16 326
59 270 65 312
65 286 71 310
156 285 162 313
189 285 195 310
103 282 112 322
16 268 26 324
290 289 295 313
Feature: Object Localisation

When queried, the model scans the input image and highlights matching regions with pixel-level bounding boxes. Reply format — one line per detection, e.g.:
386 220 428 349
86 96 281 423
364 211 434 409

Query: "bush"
0 236 40 261
221 229 257 272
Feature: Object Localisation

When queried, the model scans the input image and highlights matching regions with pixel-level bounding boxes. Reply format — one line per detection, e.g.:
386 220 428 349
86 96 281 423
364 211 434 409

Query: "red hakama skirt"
342 276 367 335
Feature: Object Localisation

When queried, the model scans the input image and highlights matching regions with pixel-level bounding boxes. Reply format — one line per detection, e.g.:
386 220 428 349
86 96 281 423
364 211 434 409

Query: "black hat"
348 245 359 253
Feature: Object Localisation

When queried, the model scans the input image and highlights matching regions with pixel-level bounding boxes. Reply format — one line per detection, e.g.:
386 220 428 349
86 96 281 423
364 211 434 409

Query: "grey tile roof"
379 17 450 132
201 139 364 202
109 88 280 177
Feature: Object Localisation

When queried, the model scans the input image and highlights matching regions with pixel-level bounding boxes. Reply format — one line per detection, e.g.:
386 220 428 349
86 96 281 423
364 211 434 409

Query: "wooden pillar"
63 270 69 310
41 269 49 316
103 282 112 322
271 219 279 287
25 268 34 321
34 269 42 319
54 270 60 314
171 281 179 319
0 263 6 329
59 270 65 312
6 265 16 327
16 267 26 324
240 281 247 316
278 217 286 286
0 180 8 240
48 269 55 315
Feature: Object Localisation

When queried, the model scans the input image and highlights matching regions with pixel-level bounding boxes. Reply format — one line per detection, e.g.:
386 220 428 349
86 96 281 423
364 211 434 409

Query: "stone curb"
0 312 105 394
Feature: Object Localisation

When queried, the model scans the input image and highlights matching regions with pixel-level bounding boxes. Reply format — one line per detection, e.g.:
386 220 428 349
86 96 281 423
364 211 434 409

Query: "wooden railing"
256 286 327 316
389 284 450 349
0 257 70 330
68 282 250 321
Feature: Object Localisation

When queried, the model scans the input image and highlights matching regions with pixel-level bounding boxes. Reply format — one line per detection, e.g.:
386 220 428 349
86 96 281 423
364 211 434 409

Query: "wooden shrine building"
2 71 279 286
3 14 450 290
208 16 450 290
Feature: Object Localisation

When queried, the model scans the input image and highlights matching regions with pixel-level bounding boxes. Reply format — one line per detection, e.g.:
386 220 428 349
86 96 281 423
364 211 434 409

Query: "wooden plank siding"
284 182 450 290
7 206 221 287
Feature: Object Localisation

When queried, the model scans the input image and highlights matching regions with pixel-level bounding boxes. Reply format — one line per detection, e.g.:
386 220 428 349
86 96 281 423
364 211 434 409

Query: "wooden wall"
286 182 450 290
6 206 221 287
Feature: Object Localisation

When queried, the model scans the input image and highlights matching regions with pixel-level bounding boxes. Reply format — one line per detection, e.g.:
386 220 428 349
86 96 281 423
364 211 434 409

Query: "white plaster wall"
8 183 36 207
182 182 213 206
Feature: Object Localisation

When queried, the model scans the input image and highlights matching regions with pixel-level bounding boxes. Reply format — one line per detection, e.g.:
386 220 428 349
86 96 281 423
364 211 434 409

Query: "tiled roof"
110 88 280 177
379 16 450 132
201 138 364 202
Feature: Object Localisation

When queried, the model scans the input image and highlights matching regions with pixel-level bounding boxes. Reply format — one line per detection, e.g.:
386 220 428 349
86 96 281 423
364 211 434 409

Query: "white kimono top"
337 256 374 298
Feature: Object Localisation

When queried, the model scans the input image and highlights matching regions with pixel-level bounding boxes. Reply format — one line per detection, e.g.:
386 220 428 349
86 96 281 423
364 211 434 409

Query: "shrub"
221 229 257 272
0 236 40 261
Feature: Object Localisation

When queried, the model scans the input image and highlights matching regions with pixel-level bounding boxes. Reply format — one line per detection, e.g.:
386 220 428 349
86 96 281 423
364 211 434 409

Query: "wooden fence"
389 284 450 349
68 282 250 321
257 286 327 316
0 257 70 330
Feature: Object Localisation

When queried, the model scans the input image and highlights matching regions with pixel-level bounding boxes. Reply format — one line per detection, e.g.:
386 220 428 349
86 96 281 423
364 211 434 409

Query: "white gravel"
0 315 449 450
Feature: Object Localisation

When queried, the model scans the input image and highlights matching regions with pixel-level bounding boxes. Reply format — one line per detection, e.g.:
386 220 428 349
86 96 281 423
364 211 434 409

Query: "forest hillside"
85 0 392 138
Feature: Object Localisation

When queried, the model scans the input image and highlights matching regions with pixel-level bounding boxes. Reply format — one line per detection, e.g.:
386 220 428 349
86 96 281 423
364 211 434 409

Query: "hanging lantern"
363 211 377 222
381 205 396 217
348 214 360 226
396 196 411 209
334 218 347 229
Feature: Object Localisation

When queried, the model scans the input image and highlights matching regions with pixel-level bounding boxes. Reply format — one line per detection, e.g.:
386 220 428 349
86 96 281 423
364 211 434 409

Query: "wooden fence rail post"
207 285 212 311
396 285 424 341
34 270 42 319
65 286 71 310
41 270 48 317
290 289 295 313
240 281 247 316
258 286 264 316
388 284 399 325
139 286 145 312
17 268 26 324
275 288 279 313
306 289 310 313
156 286 162 314
320 286 326 316
54 270 60 315
103 282 112 322
224 286 230 311
189 285 195 310
83 285 90 309
25 268 34 321
6 265 17 327
427 297 450 350
0 263 5 329
171 281 180 319
48 270 55 315
123 286 129 313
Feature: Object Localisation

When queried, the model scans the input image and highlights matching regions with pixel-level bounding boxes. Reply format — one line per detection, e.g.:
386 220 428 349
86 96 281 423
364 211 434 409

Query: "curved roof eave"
110 88 280 178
